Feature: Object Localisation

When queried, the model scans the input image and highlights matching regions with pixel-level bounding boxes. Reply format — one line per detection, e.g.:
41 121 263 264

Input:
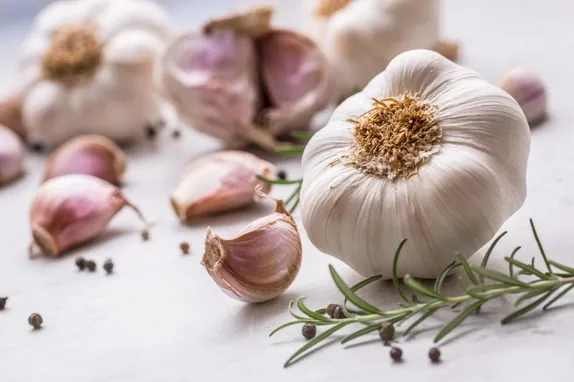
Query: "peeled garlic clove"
0 125 25 186
257 30 334 136
0 93 26 139
162 29 262 146
202 198 302 303
30 174 146 257
171 151 275 222
43 135 126 185
499 68 547 127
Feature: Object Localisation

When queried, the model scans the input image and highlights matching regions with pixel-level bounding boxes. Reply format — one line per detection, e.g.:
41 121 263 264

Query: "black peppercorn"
86 260 97 272
390 346 403 362
172 130 181 139
333 306 345 319
277 170 287 180
302 324 316 340
0 297 7 310
379 322 395 342
428 347 441 363
326 303 339 318
28 313 43 329
180 242 190 255
75 257 86 271
141 230 150 241
145 125 157 140
29 142 44 152
103 259 114 274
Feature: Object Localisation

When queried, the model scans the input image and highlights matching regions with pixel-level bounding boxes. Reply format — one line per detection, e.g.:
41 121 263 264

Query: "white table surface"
2 1 574 381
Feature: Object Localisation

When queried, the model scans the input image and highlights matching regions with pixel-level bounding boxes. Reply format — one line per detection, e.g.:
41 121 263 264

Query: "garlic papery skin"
19 0 171 148
43 135 126 185
303 0 441 99
499 68 547 127
30 174 146 257
300 49 531 279
171 151 275 222
0 125 25 186
201 199 302 303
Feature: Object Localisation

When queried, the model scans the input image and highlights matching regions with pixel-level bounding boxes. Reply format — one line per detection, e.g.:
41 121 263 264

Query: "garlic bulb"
0 125 25 186
499 68 547 127
303 0 441 98
171 151 275 222
19 0 171 148
301 49 530 279
43 135 126 184
162 6 332 150
202 197 302 303
30 174 147 257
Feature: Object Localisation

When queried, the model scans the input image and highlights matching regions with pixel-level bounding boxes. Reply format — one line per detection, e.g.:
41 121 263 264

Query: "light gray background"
1 1 573 381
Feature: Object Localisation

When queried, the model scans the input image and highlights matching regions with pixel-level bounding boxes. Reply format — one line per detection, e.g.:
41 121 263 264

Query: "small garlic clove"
201 198 302 303
257 30 334 136
0 125 26 186
431 40 460 62
499 68 547 127
170 151 275 222
43 135 126 185
29 174 147 257
0 93 26 139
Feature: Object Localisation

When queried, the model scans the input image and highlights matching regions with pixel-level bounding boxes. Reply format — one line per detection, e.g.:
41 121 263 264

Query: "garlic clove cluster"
43 135 126 185
300 49 530 279
499 68 547 127
30 174 147 257
0 125 26 186
162 6 333 150
171 151 275 222
202 198 302 303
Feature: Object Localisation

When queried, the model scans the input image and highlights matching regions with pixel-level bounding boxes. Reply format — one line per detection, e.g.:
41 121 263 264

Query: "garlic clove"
0 93 26 139
29 174 147 257
257 30 334 136
0 125 26 186
201 198 302 303
431 40 460 62
170 151 275 222
43 135 126 185
499 68 547 127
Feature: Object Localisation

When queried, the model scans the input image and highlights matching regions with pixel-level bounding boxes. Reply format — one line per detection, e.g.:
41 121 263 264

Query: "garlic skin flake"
30 174 146 257
0 125 25 186
301 50 530 279
303 0 441 99
19 0 171 148
171 151 275 222
202 199 302 303
43 135 126 185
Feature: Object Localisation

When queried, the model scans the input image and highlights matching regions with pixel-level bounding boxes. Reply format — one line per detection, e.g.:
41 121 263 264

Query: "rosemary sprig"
271 220 574 367
257 175 302 214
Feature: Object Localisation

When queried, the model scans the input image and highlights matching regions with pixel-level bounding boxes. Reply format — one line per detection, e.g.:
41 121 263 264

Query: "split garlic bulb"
19 0 171 148
301 50 530 279
303 0 441 99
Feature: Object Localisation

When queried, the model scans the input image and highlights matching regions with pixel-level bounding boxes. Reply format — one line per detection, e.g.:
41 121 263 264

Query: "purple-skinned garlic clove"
257 29 334 136
499 68 547 127
201 197 302 303
43 135 126 185
170 150 275 223
29 174 147 257
0 124 25 186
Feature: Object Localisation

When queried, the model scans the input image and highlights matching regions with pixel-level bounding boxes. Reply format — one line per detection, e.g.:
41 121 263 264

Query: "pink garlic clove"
0 125 25 186
257 29 334 136
170 150 275 223
43 135 126 185
29 174 147 257
499 68 547 127
202 198 302 303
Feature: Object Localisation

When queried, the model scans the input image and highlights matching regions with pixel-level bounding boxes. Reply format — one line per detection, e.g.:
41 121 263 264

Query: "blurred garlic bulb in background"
499 68 547 127
171 151 275 222
302 0 442 99
163 6 333 150
301 50 530 279
0 93 26 139
202 197 302 303
0 125 25 186
19 0 171 149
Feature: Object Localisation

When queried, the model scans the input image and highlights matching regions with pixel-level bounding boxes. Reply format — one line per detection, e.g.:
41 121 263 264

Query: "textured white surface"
1 1 574 381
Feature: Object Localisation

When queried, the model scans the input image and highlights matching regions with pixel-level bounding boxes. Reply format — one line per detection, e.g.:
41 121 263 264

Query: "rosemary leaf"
289 300 306 320
514 289 550 306
508 246 522 278
548 260 574 275
504 257 552 280
404 275 447 301
256 175 303 185
284 183 302 206
329 265 383 315
340 323 381 344
434 300 484 343
392 239 410 304
470 265 529 287
284 323 348 367
289 196 300 214
543 284 574 310
404 308 439 336
289 131 315 141
315 308 327 315
343 275 383 315
479 232 508 283
296 297 333 322
501 289 557 324
530 219 552 274
466 283 508 294
434 262 461 294
270 320 328 337
276 145 306 155
456 253 479 285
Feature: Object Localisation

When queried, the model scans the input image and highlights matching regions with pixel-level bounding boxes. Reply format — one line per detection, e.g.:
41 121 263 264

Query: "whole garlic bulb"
303 0 440 99
0 125 25 186
19 0 171 148
301 50 530 279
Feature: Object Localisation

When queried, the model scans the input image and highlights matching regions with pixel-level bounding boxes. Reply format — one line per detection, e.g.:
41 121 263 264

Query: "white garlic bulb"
303 0 440 99
301 50 530 279
19 0 171 148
